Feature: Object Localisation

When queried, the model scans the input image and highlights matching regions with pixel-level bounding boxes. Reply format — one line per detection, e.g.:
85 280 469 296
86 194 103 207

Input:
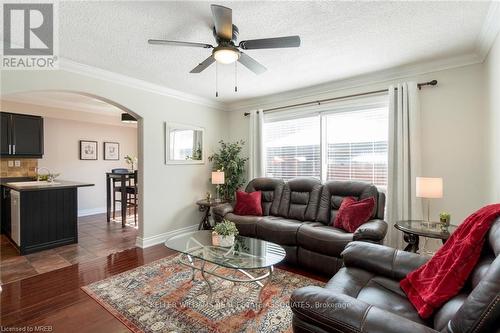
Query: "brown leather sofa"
213 177 387 276
290 217 500 333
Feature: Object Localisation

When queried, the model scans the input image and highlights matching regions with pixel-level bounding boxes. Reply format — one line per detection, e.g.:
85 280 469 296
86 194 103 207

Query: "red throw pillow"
333 197 375 232
233 191 263 216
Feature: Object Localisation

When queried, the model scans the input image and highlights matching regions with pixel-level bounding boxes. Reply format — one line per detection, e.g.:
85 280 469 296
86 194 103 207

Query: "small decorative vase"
211 232 220 246
440 217 450 232
212 232 235 247
219 235 235 247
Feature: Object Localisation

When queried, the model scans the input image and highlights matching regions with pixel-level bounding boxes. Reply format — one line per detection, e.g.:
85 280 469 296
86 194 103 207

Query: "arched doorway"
0 90 144 281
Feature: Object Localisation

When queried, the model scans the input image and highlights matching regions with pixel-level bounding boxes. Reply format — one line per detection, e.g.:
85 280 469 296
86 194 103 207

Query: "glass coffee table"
165 230 286 304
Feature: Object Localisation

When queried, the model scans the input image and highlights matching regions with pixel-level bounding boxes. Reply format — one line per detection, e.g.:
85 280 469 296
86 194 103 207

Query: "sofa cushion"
317 180 380 225
325 267 427 326
297 224 353 257
255 216 318 246
277 177 322 221
297 247 343 276
234 190 263 216
224 213 263 237
245 177 284 216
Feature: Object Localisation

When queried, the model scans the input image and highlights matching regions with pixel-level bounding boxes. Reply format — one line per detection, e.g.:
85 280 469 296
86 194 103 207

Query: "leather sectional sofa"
290 217 500 333
213 177 387 276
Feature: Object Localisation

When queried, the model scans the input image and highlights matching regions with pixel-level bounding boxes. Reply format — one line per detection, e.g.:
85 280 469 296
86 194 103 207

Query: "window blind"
325 107 388 188
264 116 320 180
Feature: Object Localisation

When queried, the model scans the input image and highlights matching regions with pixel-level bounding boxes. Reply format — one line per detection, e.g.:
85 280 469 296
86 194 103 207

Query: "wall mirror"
165 122 205 164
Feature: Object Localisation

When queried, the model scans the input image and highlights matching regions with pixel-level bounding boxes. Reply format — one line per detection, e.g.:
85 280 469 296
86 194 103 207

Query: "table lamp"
416 177 443 221
211 170 225 201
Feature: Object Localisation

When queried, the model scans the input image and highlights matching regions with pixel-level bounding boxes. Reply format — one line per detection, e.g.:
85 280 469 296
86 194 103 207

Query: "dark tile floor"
0 213 138 285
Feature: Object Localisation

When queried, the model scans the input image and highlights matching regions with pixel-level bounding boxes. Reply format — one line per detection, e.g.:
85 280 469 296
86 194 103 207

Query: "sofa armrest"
341 241 430 280
291 286 438 333
353 219 388 243
212 203 234 220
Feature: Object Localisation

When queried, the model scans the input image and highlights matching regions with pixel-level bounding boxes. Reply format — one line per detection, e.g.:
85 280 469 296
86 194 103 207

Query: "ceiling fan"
148 4 301 75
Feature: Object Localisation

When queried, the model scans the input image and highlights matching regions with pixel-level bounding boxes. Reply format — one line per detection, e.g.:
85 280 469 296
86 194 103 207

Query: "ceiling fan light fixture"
213 47 240 64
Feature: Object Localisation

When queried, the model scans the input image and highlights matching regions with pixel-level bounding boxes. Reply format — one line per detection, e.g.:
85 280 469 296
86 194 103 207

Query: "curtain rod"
243 80 437 116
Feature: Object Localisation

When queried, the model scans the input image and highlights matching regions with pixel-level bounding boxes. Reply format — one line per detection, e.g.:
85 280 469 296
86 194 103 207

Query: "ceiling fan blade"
239 36 301 50
148 39 213 49
238 52 267 75
190 56 215 73
211 4 233 40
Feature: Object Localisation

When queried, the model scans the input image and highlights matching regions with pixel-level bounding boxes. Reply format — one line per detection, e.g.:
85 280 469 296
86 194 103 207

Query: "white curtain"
386 82 423 248
248 109 265 179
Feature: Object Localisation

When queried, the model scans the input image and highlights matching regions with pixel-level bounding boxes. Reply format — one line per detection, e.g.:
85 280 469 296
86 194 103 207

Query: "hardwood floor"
1 244 173 332
1 214 328 332
1 213 138 284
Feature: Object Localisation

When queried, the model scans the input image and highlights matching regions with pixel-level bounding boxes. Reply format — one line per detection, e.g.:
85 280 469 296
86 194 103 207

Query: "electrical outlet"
8 161 14 167
14 160 21 167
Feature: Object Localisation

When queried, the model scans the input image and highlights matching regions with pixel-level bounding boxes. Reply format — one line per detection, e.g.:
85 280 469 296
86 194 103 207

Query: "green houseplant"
212 219 239 247
439 212 451 231
208 140 248 201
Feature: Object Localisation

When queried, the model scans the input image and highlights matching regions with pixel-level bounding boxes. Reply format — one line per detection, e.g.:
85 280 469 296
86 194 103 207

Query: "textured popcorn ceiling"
59 1 490 103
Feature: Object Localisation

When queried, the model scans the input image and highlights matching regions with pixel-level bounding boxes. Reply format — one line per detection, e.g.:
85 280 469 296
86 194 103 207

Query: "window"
325 107 388 188
263 103 388 188
264 116 320 180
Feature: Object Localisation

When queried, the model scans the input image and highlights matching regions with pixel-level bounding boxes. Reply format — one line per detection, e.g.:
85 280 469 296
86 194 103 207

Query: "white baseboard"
78 207 107 217
135 224 198 248
78 205 124 217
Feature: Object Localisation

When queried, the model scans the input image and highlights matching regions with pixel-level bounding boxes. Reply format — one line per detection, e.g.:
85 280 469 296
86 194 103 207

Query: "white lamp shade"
211 171 225 185
416 177 443 198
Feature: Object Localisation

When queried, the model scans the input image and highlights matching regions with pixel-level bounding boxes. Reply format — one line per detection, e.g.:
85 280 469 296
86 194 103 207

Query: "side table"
395 220 456 253
196 199 227 230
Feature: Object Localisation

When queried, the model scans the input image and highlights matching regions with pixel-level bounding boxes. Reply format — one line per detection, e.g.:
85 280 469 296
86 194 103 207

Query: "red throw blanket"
400 204 500 319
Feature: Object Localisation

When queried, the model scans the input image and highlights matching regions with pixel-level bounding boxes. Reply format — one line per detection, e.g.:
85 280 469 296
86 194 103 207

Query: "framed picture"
80 140 98 160
104 142 120 160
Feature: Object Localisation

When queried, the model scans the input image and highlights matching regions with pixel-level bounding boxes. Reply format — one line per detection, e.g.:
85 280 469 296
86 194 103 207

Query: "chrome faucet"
36 167 51 181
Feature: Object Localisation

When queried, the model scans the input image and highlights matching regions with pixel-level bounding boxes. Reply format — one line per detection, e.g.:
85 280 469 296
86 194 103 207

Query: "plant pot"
440 217 450 232
212 233 234 247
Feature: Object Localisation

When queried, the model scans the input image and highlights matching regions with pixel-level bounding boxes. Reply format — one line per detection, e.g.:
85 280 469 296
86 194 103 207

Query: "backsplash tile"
0 159 38 178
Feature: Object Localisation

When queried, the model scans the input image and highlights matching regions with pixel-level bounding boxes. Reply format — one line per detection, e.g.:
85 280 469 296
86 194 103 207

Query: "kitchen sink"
7 181 61 187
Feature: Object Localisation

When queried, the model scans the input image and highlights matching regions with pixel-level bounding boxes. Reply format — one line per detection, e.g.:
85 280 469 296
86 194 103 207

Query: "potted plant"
124 155 138 171
212 219 239 247
439 212 451 231
208 140 248 201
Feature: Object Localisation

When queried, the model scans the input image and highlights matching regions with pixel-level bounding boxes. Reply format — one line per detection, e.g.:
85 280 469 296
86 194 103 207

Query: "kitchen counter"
3 180 94 192
1 179 94 254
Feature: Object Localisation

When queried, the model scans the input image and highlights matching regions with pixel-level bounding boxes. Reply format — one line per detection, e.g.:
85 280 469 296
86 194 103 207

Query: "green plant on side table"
208 140 248 201
439 212 451 231
212 219 239 247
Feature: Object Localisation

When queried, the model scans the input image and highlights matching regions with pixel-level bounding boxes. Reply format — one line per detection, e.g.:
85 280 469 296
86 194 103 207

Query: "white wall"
1 69 229 247
43 117 137 216
1 100 138 216
228 64 489 226
485 32 500 203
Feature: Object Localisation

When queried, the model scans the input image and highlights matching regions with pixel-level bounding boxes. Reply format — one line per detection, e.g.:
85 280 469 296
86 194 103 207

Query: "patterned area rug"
82 255 323 333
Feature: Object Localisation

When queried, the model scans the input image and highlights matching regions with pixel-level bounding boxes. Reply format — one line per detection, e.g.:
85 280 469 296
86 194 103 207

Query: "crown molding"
59 58 227 111
226 52 482 112
476 1 500 62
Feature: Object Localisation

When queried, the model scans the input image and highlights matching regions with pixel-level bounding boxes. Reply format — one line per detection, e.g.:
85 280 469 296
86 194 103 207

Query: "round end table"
395 220 457 253
196 199 228 230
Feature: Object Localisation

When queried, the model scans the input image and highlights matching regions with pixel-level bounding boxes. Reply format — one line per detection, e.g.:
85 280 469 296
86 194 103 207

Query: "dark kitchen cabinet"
1 113 11 155
0 186 11 235
0 112 44 158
